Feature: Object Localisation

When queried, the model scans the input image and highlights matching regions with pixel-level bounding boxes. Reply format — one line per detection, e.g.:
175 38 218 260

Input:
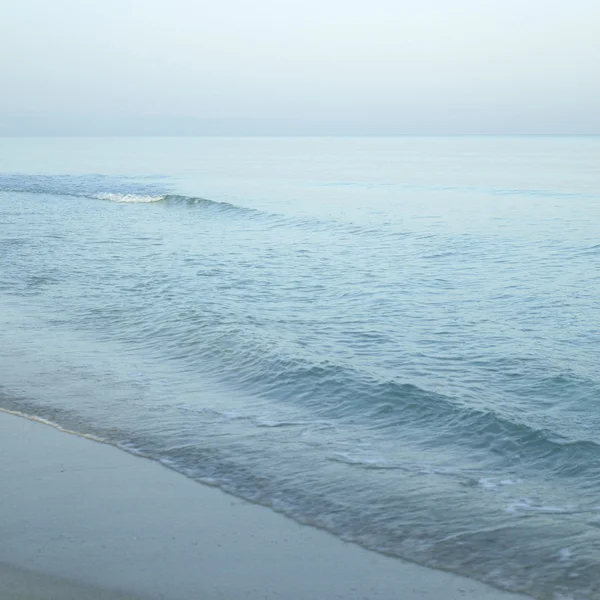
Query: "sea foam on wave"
92 192 166 203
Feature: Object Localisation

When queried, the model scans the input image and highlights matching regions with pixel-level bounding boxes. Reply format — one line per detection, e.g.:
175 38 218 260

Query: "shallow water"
1 136 599 599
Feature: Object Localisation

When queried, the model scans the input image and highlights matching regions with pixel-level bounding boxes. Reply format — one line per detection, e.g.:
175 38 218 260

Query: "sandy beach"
0 410 532 600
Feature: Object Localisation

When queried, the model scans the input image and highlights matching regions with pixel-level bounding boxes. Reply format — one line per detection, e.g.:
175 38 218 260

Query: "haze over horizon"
1 0 599 136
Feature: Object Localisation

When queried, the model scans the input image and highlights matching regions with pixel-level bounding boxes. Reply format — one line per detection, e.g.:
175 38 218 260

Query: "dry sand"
0 410 532 600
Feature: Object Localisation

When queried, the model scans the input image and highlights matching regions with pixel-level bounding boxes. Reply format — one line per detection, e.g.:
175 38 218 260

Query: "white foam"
221 410 248 420
479 478 498 489
329 451 391 468
478 477 519 489
92 192 166 203
559 548 573 562
590 513 600 523
505 499 568 514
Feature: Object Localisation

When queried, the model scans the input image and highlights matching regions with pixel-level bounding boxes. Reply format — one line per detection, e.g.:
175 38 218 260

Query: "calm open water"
1 136 599 599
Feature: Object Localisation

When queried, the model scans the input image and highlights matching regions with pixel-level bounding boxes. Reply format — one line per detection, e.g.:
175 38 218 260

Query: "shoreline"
0 409 532 600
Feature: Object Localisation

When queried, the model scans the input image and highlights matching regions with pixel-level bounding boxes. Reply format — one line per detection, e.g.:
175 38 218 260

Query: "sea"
1 136 599 600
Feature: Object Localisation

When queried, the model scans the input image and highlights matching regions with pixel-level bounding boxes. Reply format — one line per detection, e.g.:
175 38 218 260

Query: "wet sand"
0 410 531 600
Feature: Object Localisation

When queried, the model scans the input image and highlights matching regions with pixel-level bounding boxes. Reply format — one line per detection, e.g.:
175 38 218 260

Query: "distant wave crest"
0 173 168 202
91 192 166 203
0 173 258 215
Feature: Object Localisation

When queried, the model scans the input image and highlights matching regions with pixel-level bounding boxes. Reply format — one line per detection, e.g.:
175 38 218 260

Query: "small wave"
0 173 167 200
92 192 166 203
327 451 403 470
208 354 600 479
0 173 417 240
0 173 264 215
253 416 334 428
162 194 256 215
478 477 520 489
505 499 572 515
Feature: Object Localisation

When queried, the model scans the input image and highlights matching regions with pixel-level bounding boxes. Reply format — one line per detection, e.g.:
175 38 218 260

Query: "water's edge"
0 405 535 600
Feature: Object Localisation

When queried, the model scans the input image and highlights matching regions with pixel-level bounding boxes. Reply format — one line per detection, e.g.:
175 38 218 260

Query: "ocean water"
1 136 599 600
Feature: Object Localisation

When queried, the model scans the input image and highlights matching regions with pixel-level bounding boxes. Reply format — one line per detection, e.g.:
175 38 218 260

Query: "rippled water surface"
1 136 599 599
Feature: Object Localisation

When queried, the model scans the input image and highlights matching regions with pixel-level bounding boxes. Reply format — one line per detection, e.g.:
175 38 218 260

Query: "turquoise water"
1 136 599 599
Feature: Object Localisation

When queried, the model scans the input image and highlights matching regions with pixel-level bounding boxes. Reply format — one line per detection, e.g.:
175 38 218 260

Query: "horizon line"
1 133 599 138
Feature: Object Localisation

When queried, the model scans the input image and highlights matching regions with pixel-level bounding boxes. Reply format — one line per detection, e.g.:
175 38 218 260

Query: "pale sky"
1 0 599 134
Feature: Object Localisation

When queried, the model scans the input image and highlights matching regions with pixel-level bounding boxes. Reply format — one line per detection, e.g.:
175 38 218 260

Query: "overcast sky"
1 0 599 135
